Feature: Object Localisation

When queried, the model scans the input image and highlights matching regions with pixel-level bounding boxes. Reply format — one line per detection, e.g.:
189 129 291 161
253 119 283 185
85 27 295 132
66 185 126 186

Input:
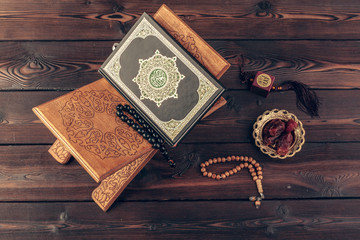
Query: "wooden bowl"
252 109 305 159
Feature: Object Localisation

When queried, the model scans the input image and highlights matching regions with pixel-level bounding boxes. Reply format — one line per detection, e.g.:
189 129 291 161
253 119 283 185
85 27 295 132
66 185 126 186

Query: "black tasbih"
116 104 176 168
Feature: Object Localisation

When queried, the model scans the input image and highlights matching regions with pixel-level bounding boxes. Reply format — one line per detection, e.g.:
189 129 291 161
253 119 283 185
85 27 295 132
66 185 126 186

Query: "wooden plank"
0 41 105 90
188 89 360 143
0 200 359 239
0 90 358 144
220 40 360 90
1 143 360 201
0 0 359 40
0 40 360 90
0 145 96 201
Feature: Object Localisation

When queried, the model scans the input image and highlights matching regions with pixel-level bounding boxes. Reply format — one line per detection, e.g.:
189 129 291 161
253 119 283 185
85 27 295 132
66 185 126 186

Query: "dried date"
285 119 298 133
262 118 298 155
276 131 293 155
262 119 285 146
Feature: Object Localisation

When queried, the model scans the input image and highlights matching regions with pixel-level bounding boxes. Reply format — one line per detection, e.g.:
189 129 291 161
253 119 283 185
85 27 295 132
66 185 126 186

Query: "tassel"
237 55 256 86
237 56 320 117
278 81 320 118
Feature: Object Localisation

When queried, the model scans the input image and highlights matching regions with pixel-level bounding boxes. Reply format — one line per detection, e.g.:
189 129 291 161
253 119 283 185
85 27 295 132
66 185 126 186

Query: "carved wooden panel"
48 139 71 164
170 31 205 66
33 78 153 183
92 149 157 212
154 4 230 79
58 89 144 159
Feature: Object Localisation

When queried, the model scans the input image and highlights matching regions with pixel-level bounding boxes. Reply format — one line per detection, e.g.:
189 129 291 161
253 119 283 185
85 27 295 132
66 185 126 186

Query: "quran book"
99 13 225 146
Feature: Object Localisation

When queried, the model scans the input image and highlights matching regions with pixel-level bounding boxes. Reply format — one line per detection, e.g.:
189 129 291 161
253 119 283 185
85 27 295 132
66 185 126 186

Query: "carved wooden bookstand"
34 4 230 211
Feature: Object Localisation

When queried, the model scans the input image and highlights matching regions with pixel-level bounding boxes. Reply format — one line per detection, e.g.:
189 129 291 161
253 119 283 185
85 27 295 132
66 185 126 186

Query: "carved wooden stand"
35 4 230 211
49 139 157 211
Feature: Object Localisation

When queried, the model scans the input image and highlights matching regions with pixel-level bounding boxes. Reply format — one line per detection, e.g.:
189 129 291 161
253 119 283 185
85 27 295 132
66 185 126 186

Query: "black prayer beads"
116 104 176 168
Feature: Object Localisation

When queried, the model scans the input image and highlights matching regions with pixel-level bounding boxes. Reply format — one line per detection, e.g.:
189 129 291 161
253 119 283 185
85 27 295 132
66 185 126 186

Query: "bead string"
200 155 264 208
116 104 175 168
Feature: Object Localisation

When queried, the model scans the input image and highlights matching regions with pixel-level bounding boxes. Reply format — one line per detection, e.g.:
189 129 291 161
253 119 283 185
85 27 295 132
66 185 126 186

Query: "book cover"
99 13 225 146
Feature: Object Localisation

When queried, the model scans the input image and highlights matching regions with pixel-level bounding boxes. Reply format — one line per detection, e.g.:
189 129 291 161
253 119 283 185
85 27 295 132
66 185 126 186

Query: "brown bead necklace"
200 155 265 208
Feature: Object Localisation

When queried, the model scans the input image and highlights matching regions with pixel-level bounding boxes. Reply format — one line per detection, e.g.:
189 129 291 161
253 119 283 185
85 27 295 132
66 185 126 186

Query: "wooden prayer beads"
200 155 265 208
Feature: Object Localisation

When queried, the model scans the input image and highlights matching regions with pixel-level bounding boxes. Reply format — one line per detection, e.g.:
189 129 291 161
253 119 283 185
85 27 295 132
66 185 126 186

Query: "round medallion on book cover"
133 49 185 107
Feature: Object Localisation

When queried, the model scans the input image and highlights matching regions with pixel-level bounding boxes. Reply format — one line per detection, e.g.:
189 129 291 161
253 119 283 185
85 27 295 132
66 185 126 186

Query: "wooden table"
1 1 359 239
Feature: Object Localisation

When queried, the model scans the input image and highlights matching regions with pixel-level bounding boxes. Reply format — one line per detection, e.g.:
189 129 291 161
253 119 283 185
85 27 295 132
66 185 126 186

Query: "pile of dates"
262 118 298 155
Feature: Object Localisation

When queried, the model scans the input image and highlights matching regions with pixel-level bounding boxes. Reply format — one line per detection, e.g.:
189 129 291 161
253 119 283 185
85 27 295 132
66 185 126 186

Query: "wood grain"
0 1 358 238
0 145 96 201
1 143 360 202
0 0 359 40
0 40 359 90
0 200 359 239
1 90 358 144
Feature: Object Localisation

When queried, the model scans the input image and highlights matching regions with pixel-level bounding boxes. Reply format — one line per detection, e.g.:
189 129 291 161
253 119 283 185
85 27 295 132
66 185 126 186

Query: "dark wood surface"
1 1 359 239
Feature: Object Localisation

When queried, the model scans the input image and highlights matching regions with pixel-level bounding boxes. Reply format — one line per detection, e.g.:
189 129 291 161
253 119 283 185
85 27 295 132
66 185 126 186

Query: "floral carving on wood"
92 153 149 210
49 139 71 164
59 89 143 159
169 31 204 65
